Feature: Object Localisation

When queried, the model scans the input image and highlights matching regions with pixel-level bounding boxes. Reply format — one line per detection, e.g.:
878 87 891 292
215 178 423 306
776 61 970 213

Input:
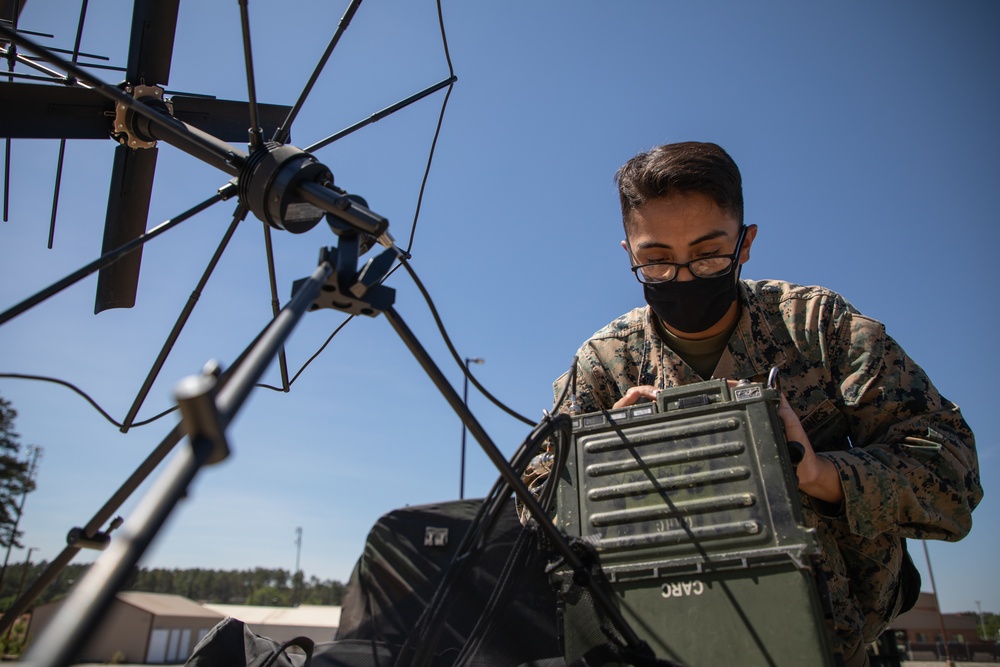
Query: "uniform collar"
726 281 787 381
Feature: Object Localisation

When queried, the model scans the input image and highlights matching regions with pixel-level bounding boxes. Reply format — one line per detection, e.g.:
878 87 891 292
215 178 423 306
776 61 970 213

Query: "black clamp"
294 215 398 317
174 361 230 465
67 516 124 551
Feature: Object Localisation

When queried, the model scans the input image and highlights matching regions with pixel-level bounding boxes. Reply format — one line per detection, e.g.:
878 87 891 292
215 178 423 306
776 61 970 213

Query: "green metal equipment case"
555 378 835 666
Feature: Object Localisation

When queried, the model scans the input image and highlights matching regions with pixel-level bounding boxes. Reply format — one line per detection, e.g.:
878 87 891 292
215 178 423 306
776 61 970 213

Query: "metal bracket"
113 84 170 149
294 244 396 317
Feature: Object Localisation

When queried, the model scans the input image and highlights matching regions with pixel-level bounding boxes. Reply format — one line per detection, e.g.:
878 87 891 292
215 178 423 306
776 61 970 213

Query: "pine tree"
0 395 38 550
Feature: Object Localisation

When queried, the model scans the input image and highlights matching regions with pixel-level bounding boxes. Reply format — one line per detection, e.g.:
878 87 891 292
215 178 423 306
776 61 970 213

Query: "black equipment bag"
187 497 562 667
337 497 561 666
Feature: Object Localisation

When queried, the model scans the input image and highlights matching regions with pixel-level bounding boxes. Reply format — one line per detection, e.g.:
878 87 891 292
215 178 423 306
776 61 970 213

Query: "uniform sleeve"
551 347 616 416
822 312 982 542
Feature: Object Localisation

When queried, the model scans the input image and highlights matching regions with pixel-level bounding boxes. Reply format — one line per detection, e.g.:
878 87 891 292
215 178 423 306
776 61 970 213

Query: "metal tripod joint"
294 243 396 318
65 516 124 551
173 360 230 465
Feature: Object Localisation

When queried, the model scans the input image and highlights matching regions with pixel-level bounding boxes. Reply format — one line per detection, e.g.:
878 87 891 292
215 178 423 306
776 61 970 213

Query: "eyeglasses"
630 225 747 284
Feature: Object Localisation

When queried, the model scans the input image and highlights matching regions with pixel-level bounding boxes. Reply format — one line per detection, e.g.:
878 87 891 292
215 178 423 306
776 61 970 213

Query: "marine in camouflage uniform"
525 279 982 664
520 142 982 666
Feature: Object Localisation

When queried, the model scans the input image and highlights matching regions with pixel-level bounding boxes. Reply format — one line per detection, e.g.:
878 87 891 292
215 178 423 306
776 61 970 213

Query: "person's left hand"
776 392 844 504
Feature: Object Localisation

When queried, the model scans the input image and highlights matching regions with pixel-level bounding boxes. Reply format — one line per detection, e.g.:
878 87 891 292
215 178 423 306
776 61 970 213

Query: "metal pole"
3 546 36 641
295 527 302 575
21 261 333 667
293 527 303 607
459 357 483 500
922 541 953 666
382 307 652 655
13 547 36 603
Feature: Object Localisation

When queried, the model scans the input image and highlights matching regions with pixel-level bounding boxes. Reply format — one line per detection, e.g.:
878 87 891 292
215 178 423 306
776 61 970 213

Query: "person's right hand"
613 385 659 408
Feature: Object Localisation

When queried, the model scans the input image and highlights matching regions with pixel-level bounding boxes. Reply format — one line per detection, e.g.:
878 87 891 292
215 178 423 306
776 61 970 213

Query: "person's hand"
613 383 844 503
613 385 659 408
777 392 844 504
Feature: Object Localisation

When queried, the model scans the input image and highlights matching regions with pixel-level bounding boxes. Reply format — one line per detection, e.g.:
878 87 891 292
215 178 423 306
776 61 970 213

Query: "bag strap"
254 636 316 667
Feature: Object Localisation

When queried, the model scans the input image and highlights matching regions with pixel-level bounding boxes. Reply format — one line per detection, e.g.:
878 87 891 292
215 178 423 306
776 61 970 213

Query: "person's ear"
738 224 758 265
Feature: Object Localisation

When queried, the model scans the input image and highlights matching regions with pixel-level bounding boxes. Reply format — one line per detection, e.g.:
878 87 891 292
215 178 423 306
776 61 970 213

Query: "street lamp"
5 547 38 641
460 357 485 499
14 547 37 602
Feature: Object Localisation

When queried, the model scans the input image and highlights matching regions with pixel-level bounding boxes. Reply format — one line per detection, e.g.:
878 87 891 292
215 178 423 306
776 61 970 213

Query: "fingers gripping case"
554 377 835 667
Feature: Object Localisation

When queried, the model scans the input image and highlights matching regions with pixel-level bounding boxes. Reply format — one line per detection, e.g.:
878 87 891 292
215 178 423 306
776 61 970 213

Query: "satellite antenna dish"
1 0 291 311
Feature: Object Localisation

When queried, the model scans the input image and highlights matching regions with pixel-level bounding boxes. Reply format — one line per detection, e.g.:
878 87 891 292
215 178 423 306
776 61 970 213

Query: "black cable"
256 313 354 391
552 355 578 415
398 256 535 426
399 413 564 667
254 0 457 390
435 0 454 74
0 373 176 428
404 81 453 255
404 0 455 254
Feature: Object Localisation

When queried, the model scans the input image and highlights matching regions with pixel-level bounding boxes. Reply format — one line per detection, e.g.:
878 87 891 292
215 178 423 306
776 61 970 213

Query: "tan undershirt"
655 316 738 380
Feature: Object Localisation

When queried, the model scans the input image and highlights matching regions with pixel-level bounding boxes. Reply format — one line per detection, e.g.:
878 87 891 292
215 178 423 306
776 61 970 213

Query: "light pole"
13 547 36 604
293 527 302 607
4 547 36 642
922 541 952 665
460 357 485 499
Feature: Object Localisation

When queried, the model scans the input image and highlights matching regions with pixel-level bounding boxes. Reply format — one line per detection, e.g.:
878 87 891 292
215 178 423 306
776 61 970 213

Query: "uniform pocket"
801 399 851 453
836 531 903 642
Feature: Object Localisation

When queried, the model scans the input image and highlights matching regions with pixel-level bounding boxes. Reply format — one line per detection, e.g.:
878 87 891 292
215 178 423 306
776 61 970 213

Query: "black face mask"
643 270 740 334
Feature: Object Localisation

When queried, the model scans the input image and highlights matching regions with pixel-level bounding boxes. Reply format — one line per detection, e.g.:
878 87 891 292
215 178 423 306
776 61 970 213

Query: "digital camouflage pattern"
527 279 982 663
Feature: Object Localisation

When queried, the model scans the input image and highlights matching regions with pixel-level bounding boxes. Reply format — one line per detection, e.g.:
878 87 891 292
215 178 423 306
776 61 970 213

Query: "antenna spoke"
2 137 9 222
70 0 90 64
272 0 364 144
0 190 227 327
304 76 456 153
120 204 248 432
237 0 263 150
262 224 290 391
47 139 66 248
46 0 89 246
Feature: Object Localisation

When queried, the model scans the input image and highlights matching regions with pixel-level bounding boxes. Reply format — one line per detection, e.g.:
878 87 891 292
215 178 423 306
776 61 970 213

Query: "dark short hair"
615 142 743 230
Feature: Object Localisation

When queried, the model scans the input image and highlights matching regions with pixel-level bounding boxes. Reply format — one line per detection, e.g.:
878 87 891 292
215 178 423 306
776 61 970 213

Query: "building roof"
202 604 341 628
117 592 226 619
890 592 981 633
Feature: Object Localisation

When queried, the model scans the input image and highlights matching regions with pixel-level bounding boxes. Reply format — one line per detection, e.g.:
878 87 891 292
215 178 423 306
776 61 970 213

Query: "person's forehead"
627 193 739 247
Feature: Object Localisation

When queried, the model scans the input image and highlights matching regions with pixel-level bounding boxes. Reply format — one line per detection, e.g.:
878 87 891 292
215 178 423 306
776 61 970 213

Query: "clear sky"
1 0 997 618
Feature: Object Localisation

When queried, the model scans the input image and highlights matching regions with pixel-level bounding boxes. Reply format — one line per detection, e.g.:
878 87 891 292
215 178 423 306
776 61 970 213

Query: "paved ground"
68 660 994 667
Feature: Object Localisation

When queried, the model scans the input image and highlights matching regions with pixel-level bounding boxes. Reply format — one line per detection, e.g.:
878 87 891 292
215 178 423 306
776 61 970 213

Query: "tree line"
0 394 347 615
0 561 347 611
124 565 347 606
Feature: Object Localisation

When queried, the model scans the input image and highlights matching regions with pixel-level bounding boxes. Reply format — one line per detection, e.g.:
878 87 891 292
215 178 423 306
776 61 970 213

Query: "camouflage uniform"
528 279 982 663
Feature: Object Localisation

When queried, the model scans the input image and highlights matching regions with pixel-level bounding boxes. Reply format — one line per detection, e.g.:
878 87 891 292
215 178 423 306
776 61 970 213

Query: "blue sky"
1 0 997 618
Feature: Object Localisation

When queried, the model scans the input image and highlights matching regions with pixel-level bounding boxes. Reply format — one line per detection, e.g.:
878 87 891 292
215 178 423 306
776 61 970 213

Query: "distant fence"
906 641 999 662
